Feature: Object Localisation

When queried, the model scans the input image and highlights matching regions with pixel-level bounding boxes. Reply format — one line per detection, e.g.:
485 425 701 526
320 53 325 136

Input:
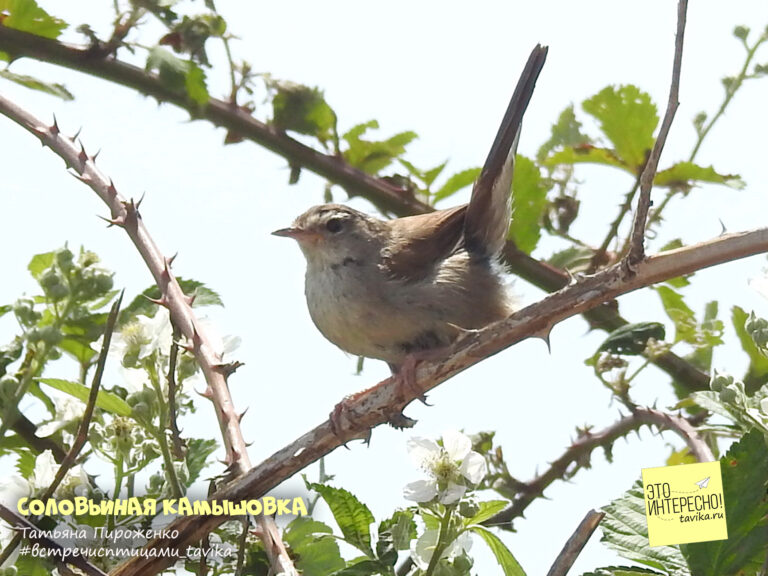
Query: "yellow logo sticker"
642 461 728 547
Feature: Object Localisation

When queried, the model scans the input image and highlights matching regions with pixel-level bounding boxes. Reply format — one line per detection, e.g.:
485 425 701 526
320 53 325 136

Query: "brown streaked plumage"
273 45 548 369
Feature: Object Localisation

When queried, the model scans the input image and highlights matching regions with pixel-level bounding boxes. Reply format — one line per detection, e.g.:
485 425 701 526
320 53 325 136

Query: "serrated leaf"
582 85 658 168
37 378 131 416
732 306 768 393
284 516 345 576
542 145 628 172
272 82 337 146
655 286 696 344
434 168 481 202
15 448 36 478
465 500 509 526
0 70 73 100
469 526 526 576
681 430 768 575
306 482 375 557
537 104 592 162
342 120 417 175
600 481 689 575
186 438 217 485
120 278 222 324
508 155 547 253
0 0 66 39
28 250 55 280
654 162 743 189
184 62 209 105
598 322 666 356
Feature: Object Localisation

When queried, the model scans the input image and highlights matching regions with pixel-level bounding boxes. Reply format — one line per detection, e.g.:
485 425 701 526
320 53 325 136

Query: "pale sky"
1 2 767 574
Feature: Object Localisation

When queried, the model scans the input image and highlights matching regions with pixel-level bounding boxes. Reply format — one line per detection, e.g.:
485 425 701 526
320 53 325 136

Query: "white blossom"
404 430 487 504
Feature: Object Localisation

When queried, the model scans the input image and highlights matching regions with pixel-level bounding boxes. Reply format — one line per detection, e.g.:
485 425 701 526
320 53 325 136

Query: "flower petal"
407 437 440 468
459 451 487 485
442 430 471 461
404 479 438 503
410 529 439 570
440 482 467 505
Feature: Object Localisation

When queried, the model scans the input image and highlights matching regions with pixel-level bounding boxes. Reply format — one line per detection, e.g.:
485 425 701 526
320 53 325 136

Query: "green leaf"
184 62 210 106
681 430 768 575
0 305 12 319
146 47 209 105
185 438 217 485
600 480 689 575
57 336 97 365
272 82 338 147
547 246 594 273
654 162 743 190
508 155 547 254
283 517 345 576
542 145 628 172
28 250 55 280
15 448 36 478
0 0 66 38
120 278 223 324
0 70 73 100
537 104 592 162
378 509 416 551
465 500 509 526
306 482 375 557
688 301 723 369
582 85 659 168
342 120 417 175
598 322 666 356
469 526 526 576
732 306 768 393
655 286 696 344
434 168 481 202
37 378 132 416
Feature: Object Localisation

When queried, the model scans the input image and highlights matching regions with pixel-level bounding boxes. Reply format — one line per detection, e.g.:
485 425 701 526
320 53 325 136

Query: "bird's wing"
464 44 548 258
382 205 468 281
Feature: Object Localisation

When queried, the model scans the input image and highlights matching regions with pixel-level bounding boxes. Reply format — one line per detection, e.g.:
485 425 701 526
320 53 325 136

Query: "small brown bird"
274 45 547 378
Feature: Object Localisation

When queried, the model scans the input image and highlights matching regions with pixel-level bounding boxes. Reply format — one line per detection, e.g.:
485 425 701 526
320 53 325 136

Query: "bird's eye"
326 217 344 233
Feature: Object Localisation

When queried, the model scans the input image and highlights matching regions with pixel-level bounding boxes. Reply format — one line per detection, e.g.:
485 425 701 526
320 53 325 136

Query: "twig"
632 406 714 462
546 510 605 576
0 293 122 567
106 224 768 575
626 0 688 265
0 94 297 576
0 504 108 576
588 174 642 272
487 410 650 526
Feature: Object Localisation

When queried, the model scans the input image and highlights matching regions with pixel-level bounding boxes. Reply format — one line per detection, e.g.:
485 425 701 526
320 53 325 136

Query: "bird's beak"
271 227 319 243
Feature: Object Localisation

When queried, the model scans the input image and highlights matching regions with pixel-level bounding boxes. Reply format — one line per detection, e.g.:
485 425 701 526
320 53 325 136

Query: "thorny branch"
486 407 711 528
